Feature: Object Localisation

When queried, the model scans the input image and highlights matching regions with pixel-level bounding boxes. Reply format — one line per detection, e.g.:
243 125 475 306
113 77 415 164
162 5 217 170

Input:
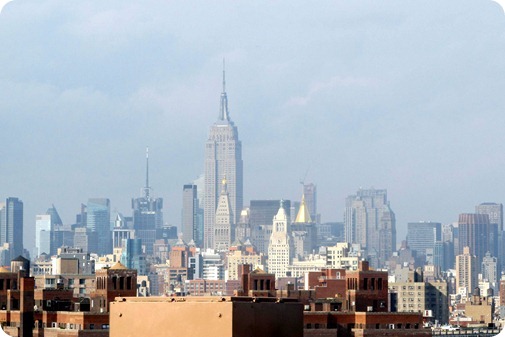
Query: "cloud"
0 0 504 247
285 76 380 107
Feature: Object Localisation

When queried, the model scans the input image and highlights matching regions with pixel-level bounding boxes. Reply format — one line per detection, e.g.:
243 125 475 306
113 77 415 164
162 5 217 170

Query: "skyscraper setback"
203 67 243 249
132 148 163 255
344 188 396 268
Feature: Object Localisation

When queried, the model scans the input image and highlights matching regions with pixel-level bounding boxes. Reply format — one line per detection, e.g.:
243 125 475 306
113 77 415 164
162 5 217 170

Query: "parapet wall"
110 296 303 337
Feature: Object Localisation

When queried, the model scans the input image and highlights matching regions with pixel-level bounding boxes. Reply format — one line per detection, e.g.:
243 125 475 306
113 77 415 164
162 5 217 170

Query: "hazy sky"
1 0 505 249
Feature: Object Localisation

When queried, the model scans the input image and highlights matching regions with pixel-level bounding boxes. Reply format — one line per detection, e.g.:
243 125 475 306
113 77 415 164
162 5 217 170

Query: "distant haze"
1 0 504 249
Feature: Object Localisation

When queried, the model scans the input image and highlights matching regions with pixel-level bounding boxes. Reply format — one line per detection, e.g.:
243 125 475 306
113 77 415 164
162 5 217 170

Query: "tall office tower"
303 183 317 223
46 205 63 226
192 175 205 247
344 188 396 268
35 214 51 257
481 252 498 287
132 148 163 255
456 246 477 297
214 178 233 252
182 184 200 245
0 197 24 259
249 200 291 254
458 213 490 272
235 208 251 243
378 204 396 266
476 202 503 231
476 202 502 264
87 198 111 255
267 201 293 278
112 213 135 249
291 194 317 259
203 67 243 249
45 204 69 255
73 227 98 254
120 238 147 275
433 240 454 271
406 222 442 262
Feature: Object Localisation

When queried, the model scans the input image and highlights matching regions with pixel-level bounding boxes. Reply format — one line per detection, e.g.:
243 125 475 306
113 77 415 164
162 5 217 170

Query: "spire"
222 58 226 93
144 147 151 198
221 175 228 193
219 59 230 121
295 194 312 223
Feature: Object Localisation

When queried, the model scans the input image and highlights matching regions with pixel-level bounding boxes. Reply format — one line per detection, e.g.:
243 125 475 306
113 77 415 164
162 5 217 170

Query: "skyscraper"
456 246 477 297
475 202 501 266
203 66 243 249
46 204 70 256
291 194 317 259
249 200 291 255
214 177 233 252
458 213 490 272
344 188 396 268
182 184 199 245
87 198 111 255
0 197 24 259
132 148 163 255
35 214 51 257
303 183 317 223
406 221 441 261
476 202 503 231
132 148 163 230
267 201 293 278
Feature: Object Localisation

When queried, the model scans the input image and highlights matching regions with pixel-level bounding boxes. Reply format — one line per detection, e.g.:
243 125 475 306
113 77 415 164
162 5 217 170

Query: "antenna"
222 58 226 93
144 147 151 198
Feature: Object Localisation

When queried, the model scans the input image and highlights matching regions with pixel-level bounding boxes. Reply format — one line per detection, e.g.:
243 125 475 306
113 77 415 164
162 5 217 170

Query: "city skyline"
1 1 505 250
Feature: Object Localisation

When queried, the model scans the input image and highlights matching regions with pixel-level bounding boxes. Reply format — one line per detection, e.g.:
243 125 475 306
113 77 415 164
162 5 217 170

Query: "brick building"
92 262 137 312
0 260 137 336
306 261 387 312
304 311 431 337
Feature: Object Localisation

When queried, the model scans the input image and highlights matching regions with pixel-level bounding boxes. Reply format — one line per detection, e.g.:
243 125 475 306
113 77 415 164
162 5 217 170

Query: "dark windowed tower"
0 197 23 259
132 148 163 255
87 198 111 255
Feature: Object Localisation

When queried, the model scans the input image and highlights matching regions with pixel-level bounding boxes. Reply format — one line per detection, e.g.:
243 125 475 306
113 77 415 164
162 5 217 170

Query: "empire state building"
203 67 243 249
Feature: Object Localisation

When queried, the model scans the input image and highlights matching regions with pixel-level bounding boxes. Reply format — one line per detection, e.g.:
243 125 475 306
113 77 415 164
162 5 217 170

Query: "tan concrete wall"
110 297 303 337
110 299 233 337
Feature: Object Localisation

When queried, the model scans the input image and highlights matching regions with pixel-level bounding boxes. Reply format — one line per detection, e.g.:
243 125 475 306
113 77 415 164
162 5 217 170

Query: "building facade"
344 188 396 268
0 197 23 259
267 201 293 278
86 198 111 255
203 69 243 249
458 213 491 273
132 148 163 256
182 184 200 245
214 178 233 252
456 246 477 298
407 222 441 263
